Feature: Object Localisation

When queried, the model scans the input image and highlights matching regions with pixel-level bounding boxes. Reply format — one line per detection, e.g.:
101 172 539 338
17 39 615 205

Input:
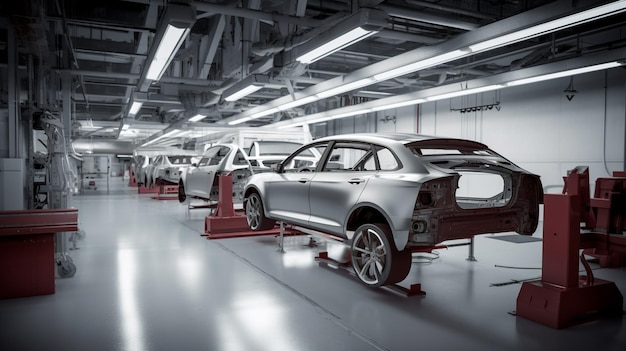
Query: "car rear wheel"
178 181 187 203
351 223 412 287
245 192 275 231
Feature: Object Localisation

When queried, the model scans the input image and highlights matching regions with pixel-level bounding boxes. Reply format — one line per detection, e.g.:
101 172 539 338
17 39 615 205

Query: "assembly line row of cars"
134 140 306 203
135 133 543 288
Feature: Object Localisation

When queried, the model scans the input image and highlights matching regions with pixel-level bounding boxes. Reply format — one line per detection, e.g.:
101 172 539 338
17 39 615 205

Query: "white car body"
178 144 252 203
146 155 194 187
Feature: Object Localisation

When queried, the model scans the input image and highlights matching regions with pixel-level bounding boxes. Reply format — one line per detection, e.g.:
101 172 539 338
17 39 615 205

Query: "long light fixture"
223 74 269 102
295 9 387 64
373 49 469 82
505 61 624 86
297 27 378 64
227 0 626 127
188 114 207 122
141 129 189 147
128 101 143 117
146 25 190 80
469 0 626 53
140 4 195 86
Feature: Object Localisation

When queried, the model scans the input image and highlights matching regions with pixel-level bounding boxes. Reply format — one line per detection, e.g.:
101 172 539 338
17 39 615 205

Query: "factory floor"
1 177 625 351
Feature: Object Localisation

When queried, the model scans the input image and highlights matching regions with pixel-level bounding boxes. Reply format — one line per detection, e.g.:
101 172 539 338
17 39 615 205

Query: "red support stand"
516 194 623 329
203 174 290 239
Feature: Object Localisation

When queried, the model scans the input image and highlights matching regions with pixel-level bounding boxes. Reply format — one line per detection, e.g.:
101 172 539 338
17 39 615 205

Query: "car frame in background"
243 133 543 287
145 155 194 187
178 144 252 204
247 140 304 169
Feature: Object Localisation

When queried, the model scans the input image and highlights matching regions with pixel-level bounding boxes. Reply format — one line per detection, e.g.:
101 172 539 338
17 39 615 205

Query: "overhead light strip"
469 0 626 53
505 61 623 86
128 101 143 117
297 27 378 64
146 25 190 81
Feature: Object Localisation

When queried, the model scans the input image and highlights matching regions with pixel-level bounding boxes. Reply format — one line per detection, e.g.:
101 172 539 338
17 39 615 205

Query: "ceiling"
2 0 626 152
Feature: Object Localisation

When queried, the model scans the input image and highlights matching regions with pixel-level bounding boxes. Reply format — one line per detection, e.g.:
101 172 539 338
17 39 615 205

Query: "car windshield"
258 141 303 156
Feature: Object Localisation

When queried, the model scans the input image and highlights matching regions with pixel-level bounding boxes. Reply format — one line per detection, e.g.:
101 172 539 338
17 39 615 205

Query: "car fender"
353 175 425 251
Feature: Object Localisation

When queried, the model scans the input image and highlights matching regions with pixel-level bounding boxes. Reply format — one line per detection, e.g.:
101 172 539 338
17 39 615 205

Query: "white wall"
417 69 626 192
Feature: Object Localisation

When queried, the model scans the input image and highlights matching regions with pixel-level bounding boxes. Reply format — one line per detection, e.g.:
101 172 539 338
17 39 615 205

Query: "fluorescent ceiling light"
188 114 207 122
425 85 502 102
223 74 269 102
316 78 378 99
505 61 623 86
278 96 318 111
224 84 263 101
128 101 143 117
279 108 373 129
371 99 427 111
469 1 626 53
146 25 190 80
297 27 378 64
374 49 468 81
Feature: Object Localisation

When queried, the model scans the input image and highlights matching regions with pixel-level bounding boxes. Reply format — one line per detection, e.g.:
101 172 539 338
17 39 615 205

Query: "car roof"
315 133 463 144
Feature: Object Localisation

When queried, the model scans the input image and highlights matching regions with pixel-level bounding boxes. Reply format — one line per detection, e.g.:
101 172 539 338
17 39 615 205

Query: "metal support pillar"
467 237 477 261
7 23 19 158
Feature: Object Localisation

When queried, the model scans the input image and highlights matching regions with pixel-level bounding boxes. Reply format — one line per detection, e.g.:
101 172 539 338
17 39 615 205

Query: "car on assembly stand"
133 155 153 186
178 144 253 204
243 133 543 287
145 155 194 187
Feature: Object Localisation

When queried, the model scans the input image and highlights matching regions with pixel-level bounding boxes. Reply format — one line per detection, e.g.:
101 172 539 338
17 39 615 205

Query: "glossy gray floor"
1 179 625 351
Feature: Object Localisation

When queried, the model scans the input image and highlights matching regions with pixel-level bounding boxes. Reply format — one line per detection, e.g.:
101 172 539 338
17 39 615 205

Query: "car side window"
376 147 399 170
233 150 248 165
282 143 327 172
208 146 229 165
198 157 210 167
322 142 370 172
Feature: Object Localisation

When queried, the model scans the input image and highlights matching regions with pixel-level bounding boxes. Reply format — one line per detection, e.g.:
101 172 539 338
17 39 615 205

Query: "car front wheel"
245 192 275 231
351 223 412 287
178 181 187 203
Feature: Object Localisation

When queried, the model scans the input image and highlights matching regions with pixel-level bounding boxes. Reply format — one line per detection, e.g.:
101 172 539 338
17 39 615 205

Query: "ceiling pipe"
376 29 445 45
193 2 325 27
405 0 496 21
379 4 480 31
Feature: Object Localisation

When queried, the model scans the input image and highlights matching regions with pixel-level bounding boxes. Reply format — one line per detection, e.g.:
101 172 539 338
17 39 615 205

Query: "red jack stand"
203 174 250 237
516 194 623 329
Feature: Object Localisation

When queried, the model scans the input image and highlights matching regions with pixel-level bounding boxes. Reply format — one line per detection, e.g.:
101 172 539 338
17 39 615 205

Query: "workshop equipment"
0 209 78 299
516 167 625 328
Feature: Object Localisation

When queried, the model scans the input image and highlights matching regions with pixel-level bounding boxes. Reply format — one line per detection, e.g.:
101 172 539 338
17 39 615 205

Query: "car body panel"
244 133 543 250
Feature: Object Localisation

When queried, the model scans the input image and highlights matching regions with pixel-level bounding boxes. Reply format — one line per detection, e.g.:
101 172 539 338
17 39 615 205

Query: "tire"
245 192 275 231
178 181 187 203
351 223 412 287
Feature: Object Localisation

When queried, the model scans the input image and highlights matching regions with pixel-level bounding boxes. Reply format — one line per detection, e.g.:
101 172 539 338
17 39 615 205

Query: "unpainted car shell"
178 144 252 203
244 133 543 252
